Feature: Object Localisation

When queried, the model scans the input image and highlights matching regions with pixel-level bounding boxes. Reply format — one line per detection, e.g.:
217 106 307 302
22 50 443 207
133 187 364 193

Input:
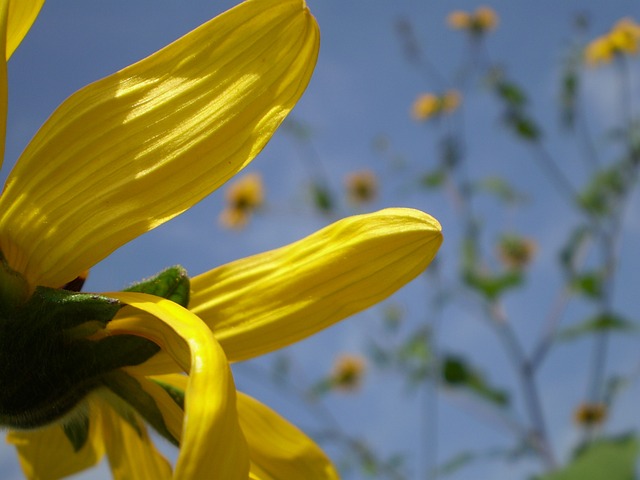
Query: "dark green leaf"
441 355 509 407
310 183 334 213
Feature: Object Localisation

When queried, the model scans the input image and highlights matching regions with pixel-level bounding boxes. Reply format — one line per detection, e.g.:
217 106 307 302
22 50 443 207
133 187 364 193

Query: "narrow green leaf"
441 355 509 407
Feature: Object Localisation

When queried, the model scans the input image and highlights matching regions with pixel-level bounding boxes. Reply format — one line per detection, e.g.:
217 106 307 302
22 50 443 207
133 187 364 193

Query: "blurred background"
2 1 639 479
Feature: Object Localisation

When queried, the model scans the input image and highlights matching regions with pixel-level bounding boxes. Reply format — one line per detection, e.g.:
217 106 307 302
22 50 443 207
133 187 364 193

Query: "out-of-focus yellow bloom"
574 402 607 427
412 90 462 121
331 354 367 391
345 170 378 204
497 234 537 269
219 172 264 229
585 17 640 66
447 6 498 34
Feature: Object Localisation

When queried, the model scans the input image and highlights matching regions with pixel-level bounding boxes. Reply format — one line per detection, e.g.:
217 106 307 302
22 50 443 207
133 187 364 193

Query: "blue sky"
1 1 639 479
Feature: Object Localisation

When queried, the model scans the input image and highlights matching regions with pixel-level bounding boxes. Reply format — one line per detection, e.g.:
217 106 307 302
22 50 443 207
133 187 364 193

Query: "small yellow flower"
412 93 440 120
584 17 640 66
345 170 378 204
447 11 472 30
331 354 367 391
497 234 537 269
219 172 264 229
412 90 462 121
574 402 607 427
447 6 498 34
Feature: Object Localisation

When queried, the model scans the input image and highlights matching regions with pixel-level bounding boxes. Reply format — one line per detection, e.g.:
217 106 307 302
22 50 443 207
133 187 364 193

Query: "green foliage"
441 355 509 406
125 265 190 308
557 313 637 341
310 182 335 213
536 435 640 480
463 268 524 301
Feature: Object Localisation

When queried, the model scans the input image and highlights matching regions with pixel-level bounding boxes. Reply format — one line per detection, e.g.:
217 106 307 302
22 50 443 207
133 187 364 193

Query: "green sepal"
125 266 190 308
152 378 186 410
62 410 90 452
26 286 121 331
102 370 178 446
0 288 160 430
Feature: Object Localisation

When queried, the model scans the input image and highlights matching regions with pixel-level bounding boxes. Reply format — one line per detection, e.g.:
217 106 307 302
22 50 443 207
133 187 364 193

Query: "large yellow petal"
106 292 249 480
98 397 172 480
190 208 442 362
0 0 319 288
6 400 104 480
7 0 44 59
238 392 339 480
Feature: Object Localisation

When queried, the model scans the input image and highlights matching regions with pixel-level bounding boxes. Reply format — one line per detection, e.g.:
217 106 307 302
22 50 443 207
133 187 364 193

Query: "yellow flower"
447 6 498 34
412 90 462 121
219 172 265 229
345 170 378 204
497 234 537 269
573 402 607 427
584 17 640 66
331 354 367 391
0 1 443 479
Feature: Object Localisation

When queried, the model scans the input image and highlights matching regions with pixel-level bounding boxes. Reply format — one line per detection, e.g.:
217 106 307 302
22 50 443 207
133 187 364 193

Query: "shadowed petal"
106 292 249 480
190 208 442 362
6 400 104 479
0 0 319 288
99 397 172 480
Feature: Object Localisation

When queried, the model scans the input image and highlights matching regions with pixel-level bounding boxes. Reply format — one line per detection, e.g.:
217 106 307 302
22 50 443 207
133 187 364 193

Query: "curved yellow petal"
0 0 319 288
6 401 104 480
98 397 172 480
7 0 45 59
106 292 249 480
238 392 339 480
190 208 442 362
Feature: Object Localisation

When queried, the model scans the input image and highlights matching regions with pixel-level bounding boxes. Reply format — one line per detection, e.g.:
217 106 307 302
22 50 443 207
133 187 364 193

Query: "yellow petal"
6 401 104 480
106 292 249 480
190 208 442 362
0 0 319 288
98 397 172 480
7 0 45 59
238 392 339 480
0 1 8 170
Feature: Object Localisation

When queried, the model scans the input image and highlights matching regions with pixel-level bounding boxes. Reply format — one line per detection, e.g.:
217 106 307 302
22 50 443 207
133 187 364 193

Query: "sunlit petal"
6 400 104 479
238 392 339 480
0 0 319 288
190 208 442 362
99 398 172 480
7 0 45 59
106 292 249 479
